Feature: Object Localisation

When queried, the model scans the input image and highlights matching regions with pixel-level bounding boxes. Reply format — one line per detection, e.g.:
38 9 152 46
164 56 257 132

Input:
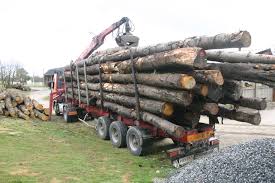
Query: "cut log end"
162 103 174 116
239 31 251 47
180 75 196 90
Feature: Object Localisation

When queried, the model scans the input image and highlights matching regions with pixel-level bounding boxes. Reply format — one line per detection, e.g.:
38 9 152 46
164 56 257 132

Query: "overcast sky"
0 0 275 76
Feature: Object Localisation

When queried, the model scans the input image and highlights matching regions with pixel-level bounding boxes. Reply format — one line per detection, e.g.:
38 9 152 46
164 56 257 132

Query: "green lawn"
0 117 173 183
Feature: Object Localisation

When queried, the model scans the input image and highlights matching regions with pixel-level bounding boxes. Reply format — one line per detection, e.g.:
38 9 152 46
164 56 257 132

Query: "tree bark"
222 80 242 101
206 63 275 87
207 85 223 102
34 109 49 121
96 100 185 138
67 88 174 116
221 97 267 110
169 110 201 129
18 105 30 115
206 50 275 64
15 107 29 120
68 82 193 106
0 92 6 100
32 99 43 111
192 70 224 85
75 48 207 74
75 31 251 67
193 84 209 97
44 108 50 116
5 96 16 117
217 107 261 125
24 96 33 111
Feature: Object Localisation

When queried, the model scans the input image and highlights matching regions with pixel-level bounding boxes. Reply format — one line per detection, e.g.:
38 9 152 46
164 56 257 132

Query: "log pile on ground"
64 30 270 137
7 84 31 91
0 90 49 121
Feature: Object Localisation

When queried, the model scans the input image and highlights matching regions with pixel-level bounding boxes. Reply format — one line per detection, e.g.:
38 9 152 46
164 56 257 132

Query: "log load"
67 88 174 116
206 50 275 64
68 82 193 106
74 31 251 67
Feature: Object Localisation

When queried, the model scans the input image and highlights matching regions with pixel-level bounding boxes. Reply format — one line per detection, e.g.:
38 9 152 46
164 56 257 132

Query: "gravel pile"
165 138 275 183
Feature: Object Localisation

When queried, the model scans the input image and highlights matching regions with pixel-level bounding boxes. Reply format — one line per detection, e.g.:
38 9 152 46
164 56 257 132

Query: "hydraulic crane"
49 17 139 119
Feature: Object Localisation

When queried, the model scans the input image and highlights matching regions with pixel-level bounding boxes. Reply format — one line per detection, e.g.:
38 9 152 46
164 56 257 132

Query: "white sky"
0 0 275 76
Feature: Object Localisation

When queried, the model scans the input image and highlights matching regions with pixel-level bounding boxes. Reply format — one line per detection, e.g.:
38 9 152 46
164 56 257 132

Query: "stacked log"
64 30 269 138
0 91 49 121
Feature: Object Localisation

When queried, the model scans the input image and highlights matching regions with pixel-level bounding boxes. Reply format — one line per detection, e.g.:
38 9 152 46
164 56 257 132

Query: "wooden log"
207 85 223 102
220 97 267 110
11 100 17 108
32 99 44 111
67 73 196 90
24 97 33 111
68 88 174 116
96 100 185 138
76 48 207 74
170 110 201 129
5 96 16 117
10 93 24 104
4 109 10 117
202 103 219 115
217 107 261 125
18 105 30 115
44 108 50 116
15 107 29 120
206 50 275 64
206 63 275 87
68 82 193 106
33 109 49 121
192 70 224 85
75 31 251 67
193 84 209 97
222 80 242 101
0 92 6 100
0 101 5 115
30 110 35 118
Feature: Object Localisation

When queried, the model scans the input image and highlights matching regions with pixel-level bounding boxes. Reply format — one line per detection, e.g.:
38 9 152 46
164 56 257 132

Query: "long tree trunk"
96 100 185 138
206 63 275 87
67 88 174 116
18 105 30 115
170 110 201 129
220 97 267 110
74 31 251 67
206 50 275 64
217 107 261 125
23 96 33 111
68 82 193 106
76 48 207 74
32 99 44 110
67 73 196 90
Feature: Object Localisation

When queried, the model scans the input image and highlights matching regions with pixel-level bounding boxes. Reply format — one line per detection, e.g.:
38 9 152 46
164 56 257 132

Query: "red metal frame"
68 97 215 144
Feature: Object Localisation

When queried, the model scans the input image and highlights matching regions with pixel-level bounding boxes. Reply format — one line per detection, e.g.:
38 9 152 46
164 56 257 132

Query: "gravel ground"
165 138 275 183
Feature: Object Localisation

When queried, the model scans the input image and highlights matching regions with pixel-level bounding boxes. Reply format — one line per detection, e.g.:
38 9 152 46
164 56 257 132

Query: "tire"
96 116 111 140
109 121 127 148
54 102 61 116
63 105 78 123
126 127 145 156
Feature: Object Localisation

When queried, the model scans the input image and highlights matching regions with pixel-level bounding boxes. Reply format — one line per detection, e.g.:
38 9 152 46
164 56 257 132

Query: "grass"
0 117 173 183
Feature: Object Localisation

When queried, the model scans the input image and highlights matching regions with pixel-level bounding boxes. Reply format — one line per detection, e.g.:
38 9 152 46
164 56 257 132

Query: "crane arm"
76 17 130 62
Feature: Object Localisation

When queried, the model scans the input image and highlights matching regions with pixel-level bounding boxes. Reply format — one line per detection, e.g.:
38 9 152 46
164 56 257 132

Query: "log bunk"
64 30 271 137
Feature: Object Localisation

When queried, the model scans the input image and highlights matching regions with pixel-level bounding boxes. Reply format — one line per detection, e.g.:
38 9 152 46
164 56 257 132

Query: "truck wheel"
54 102 61 116
126 127 145 156
109 121 127 148
96 116 111 140
63 105 78 123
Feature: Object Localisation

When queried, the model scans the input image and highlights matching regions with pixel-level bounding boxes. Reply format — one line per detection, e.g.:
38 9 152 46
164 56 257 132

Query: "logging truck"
49 17 219 167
